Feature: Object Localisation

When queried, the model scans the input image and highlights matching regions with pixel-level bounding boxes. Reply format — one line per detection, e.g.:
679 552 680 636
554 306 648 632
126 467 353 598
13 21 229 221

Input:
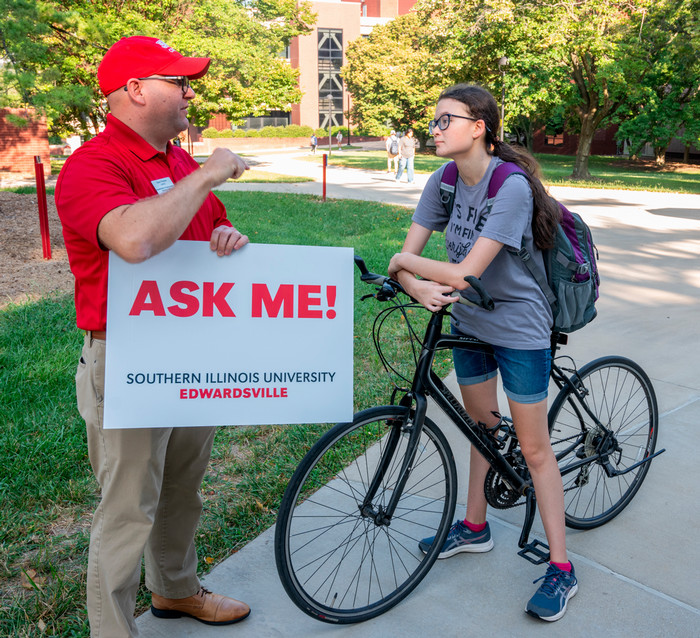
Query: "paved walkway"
132 148 699 636
215 145 429 208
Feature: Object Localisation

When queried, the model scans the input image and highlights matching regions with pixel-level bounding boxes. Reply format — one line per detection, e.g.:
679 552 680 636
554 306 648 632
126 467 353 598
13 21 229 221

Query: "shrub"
202 127 221 138
209 125 321 139
286 124 314 137
259 126 279 138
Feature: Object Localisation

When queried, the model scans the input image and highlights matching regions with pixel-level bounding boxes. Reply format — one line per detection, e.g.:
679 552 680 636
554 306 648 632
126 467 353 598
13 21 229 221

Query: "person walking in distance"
396 128 417 184
56 36 252 636
386 130 399 174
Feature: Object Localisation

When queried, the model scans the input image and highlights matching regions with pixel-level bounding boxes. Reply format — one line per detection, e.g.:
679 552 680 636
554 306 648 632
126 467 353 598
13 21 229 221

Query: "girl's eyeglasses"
428 113 478 135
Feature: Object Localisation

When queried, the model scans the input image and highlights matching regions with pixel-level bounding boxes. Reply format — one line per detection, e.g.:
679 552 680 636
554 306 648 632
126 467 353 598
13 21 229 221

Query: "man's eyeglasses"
428 113 479 135
124 76 192 96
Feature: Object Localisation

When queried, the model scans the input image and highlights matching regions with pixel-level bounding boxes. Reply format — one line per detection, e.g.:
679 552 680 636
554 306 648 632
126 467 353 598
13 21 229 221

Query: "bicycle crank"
484 467 523 509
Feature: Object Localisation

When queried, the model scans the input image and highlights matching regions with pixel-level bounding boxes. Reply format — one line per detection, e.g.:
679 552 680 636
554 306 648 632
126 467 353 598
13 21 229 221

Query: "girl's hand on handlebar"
404 278 458 313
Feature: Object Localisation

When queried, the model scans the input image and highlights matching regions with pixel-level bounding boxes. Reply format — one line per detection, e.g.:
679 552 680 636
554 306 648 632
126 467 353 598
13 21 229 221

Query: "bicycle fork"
358 394 428 527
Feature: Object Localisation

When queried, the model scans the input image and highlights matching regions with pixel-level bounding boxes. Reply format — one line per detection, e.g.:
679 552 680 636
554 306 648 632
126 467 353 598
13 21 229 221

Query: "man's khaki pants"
76 335 216 637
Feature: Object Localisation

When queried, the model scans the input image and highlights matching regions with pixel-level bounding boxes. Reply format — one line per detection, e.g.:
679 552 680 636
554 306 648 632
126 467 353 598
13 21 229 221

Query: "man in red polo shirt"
56 36 251 636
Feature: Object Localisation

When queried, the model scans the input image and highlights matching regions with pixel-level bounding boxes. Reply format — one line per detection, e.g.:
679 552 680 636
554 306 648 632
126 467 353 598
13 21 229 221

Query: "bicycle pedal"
517 539 550 565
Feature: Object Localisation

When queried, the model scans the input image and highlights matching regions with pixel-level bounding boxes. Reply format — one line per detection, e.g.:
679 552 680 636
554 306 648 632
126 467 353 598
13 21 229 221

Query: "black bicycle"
274 256 664 624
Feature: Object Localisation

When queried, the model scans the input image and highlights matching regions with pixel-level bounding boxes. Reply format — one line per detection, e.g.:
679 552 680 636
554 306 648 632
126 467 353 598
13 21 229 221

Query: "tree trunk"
654 146 666 167
415 131 429 151
684 145 690 163
572 116 595 180
522 119 535 153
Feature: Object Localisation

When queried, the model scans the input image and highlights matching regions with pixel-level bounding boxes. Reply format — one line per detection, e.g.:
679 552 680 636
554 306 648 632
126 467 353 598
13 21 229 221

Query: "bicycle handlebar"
461 275 495 311
354 255 494 311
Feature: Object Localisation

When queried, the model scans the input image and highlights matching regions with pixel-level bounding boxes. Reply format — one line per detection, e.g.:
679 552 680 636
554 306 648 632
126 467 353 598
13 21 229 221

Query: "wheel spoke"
275 407 457 623
549 357 658 529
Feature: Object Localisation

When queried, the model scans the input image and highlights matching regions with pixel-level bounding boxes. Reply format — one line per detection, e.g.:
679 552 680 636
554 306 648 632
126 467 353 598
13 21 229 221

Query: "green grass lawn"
302 150 700 194
3 153 696 632
227 168 312 183
0 191 449 636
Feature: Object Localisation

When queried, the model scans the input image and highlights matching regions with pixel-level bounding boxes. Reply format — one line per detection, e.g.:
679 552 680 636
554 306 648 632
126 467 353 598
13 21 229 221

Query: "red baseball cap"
98 36 211 96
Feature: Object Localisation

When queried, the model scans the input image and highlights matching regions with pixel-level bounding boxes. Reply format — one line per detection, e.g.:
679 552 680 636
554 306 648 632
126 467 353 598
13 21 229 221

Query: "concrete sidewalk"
137 153 700 637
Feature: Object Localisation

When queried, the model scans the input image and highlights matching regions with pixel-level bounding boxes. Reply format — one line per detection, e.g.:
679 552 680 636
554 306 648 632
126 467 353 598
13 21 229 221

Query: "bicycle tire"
274 405 457 624
548 356 659 530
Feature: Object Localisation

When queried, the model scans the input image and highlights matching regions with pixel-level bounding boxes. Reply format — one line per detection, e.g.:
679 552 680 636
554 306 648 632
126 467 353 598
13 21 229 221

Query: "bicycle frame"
351 248 663 561
360 309 534 540
359 305 662 561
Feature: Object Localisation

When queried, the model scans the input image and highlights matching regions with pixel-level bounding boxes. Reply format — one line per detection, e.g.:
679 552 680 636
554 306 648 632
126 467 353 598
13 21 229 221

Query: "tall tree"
343 12 441 144
546 0 657 178
413 0 567 151
418 0 660 179
615 0 700 165
0 0 96 132
0 0 315 137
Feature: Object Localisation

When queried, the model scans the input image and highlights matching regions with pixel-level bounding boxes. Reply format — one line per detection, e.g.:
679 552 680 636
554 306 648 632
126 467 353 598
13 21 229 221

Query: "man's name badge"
151 177 175 194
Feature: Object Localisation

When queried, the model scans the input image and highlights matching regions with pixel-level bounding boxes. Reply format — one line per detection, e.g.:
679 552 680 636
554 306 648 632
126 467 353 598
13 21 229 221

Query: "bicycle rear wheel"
274 405 457 624
548 356 658 530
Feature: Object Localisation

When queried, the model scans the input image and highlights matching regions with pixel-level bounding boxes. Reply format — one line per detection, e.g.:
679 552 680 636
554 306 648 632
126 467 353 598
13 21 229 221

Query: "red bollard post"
322 153 327 201
34 156 52 260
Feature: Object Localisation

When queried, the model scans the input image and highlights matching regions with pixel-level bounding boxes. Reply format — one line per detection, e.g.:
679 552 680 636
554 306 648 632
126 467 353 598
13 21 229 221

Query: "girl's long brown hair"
438 84 560 250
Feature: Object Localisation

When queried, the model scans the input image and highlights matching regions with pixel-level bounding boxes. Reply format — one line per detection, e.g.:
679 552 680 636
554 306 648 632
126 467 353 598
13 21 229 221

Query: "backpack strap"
487 162 527 200
488 163 558 309
439 161 459 216
442 160 525 217
512 244 557 307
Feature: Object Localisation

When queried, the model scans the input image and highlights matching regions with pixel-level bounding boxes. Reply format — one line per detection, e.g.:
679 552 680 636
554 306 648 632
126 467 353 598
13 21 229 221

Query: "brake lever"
460 275 495 311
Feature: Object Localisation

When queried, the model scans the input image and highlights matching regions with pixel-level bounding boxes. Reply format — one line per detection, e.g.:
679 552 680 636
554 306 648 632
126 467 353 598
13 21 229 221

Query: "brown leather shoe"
151 587 251 625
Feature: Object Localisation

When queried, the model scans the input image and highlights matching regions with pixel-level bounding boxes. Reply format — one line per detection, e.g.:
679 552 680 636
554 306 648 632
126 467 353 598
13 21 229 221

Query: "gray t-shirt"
412 157 552 349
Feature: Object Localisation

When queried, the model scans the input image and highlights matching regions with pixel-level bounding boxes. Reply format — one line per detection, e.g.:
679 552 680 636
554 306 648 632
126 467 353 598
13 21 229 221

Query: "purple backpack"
440 161 599 333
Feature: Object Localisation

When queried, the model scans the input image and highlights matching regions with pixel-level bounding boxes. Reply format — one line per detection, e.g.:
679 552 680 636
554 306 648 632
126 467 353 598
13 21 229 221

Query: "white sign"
104 242 354 428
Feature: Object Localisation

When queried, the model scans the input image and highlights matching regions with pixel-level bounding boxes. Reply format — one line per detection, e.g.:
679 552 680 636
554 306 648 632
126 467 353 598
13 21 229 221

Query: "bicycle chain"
484 467 526 509
484 439 589 510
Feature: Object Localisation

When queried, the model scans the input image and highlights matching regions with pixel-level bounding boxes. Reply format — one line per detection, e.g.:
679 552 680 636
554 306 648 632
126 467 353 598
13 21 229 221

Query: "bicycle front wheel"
274 405 457 624
548 356 658 530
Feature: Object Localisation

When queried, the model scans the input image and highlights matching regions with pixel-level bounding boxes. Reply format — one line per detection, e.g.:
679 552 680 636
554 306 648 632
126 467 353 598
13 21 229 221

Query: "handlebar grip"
354 255 385 285
354 255 369 276
461 275 495 311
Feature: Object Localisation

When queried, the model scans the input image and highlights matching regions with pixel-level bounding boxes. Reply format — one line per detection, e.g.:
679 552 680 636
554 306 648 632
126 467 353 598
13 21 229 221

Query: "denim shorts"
451 326 551 404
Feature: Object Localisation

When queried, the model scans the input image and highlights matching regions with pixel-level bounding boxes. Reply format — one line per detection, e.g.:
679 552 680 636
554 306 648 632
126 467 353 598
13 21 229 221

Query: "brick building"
533 125 621 156
289 0 416 130
0 108 50 176
216 0 415 134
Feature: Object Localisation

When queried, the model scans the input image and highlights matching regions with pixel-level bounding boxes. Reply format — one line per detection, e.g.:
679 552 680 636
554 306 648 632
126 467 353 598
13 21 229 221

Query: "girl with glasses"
388 84 577 622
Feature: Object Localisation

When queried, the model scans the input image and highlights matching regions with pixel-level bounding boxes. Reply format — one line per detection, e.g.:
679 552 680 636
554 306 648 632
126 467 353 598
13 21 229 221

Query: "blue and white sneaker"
526 562 578 621
418 520 494 558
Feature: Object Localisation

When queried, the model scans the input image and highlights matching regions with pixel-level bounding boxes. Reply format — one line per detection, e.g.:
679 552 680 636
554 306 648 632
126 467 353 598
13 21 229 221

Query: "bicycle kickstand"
517 488 550 565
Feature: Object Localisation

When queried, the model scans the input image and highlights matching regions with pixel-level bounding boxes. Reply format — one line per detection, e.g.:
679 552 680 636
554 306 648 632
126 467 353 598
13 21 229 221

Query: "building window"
240 112 291 130
318 28 343 130
544 113 565 147
545 133 565 146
